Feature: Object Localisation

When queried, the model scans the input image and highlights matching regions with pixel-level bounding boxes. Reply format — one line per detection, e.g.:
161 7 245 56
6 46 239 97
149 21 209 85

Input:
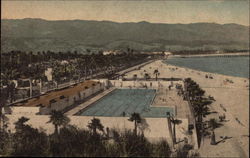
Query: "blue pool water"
165 55 249 78
79 89 174 118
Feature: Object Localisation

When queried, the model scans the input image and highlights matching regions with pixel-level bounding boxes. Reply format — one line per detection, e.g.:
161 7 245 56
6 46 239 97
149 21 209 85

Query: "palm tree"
133 74 137 81
132 74 137 87
185 78 213 147
185 81 201 101
7 81 16 103
144 73 150 81
193 99 211 124
128 113 142 135
209 118 217 145
87 118 104 135
75 58 85 82
28 51 34 64
52 64 63 88
14 116 30 131
153 69 160 81
166 112 182 145
210 131 216 145
192 99 211 146
193 88 205 101
171 118 182 144
1 68 19 103
47 110 70 135
26 64 43 97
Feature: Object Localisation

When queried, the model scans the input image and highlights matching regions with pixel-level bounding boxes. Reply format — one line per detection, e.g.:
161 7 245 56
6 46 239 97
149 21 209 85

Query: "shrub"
152 139 171 157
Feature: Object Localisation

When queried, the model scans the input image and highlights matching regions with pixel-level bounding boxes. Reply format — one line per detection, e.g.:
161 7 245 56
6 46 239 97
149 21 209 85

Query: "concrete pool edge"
65 87 116 116
76 88 175 118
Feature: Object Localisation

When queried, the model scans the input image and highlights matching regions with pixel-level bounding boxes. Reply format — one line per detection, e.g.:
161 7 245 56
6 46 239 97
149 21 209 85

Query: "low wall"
5 114 189 143
107 80 183 89
9 107 40 115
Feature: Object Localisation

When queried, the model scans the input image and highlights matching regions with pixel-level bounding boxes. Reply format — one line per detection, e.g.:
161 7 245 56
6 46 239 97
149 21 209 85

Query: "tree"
87 118 104 135
209 118 218 145
144 73 150 81
185 78 213 147
133 74 137 81
171 118 182 144
193 100 211 125
48 125 95 157
1 69 19 103
0 88 8 132
166 111 182 145
12 117 48 156
52 64 63 88
75 58 86 82
137 118 149 135
153 139 171 157
121 130 152 157
176 144 197 158
132 74 138 87
14 117 30 131
24 63 44 97
128 113 142 135
47 110 70 135
153 69 160 81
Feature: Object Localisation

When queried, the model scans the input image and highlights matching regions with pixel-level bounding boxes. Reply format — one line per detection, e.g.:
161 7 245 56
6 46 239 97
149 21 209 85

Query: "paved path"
117 60 155 76
65 88 116 116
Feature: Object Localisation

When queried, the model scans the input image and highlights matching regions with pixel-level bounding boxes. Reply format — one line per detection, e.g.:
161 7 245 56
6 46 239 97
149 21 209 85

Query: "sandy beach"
125 59 249 157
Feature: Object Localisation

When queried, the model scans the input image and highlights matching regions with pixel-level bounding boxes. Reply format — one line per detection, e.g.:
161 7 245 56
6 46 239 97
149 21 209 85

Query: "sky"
1 0 249 26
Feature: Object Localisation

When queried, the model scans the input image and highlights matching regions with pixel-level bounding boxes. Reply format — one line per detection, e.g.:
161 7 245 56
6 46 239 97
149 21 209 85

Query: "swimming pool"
79 89 174 118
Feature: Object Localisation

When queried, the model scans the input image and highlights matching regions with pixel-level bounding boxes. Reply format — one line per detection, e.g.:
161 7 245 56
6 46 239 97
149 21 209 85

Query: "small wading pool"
78 89 174 118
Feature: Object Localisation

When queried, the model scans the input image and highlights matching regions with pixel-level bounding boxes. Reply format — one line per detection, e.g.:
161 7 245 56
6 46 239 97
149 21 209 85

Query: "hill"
1 18 249 53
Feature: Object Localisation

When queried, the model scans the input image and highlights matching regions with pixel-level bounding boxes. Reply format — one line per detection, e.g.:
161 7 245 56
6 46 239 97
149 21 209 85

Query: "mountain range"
1 18 249 53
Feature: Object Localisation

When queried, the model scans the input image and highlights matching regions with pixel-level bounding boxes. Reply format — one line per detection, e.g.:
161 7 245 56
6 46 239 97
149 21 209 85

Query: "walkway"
65 87 116 116
151 88 190 119
117 60 155 76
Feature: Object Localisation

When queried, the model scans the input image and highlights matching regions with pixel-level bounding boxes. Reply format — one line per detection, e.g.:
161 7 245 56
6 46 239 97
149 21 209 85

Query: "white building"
8 80 104 115
45 68 53 81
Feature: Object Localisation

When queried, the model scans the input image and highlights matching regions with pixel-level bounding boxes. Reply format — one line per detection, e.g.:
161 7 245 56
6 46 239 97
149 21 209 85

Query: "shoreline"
171 52 249 58
165 55 249 80
162 60 249 80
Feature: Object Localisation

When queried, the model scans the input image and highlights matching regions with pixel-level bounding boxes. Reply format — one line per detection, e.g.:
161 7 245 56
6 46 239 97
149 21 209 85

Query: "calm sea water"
165 55 249 78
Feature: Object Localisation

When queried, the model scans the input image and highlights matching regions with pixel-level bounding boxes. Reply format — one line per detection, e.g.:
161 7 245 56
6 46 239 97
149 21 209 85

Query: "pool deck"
65 87 116 115
151 88 191 119
66 86 190 118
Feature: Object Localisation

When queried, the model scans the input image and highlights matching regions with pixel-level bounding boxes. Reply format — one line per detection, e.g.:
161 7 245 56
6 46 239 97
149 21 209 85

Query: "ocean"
165 55 249 78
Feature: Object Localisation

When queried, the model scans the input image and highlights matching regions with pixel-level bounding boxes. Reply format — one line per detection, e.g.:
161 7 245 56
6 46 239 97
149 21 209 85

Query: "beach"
125 59 249 157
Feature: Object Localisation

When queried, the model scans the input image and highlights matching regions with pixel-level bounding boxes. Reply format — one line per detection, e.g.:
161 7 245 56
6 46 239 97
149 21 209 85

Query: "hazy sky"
2 0 249 25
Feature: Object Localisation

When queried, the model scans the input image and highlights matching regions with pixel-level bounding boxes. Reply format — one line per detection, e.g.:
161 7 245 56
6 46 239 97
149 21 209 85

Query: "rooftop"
13 80 98 107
